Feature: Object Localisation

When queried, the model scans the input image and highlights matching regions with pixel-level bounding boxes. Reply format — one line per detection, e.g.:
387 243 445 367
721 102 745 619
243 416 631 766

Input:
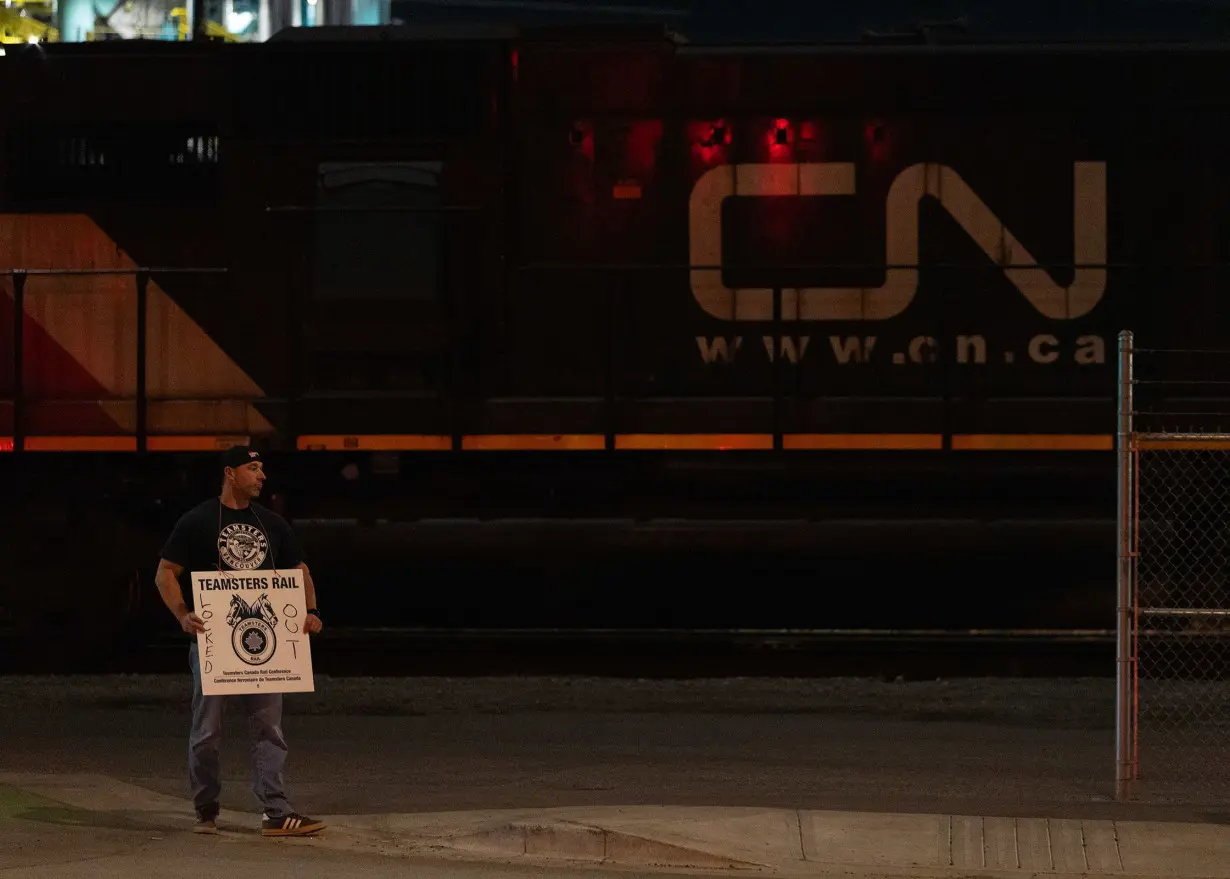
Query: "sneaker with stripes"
194 806 220 834
261 812 326 837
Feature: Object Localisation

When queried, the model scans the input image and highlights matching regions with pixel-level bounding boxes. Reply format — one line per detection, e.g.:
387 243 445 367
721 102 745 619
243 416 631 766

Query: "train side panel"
8 40 1229 455
4 38 1230 644
0 40 507 448
511 43 1230 450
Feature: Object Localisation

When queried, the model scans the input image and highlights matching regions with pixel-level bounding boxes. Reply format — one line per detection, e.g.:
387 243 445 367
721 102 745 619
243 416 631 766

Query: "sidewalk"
3 772 1229 878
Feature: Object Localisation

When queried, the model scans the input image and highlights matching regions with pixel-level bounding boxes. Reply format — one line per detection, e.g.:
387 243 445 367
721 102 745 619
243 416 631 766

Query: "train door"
296 156 461 440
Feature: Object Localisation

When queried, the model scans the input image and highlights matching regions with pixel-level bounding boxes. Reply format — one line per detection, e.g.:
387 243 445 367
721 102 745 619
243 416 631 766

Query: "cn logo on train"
689 161 1106 323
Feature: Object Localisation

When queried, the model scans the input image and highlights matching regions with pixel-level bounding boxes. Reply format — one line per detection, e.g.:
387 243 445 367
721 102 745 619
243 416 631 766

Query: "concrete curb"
412 827 1230 879
443 819 762 870
5 774 1230 878
357 806 1230 878
393 824 1230 879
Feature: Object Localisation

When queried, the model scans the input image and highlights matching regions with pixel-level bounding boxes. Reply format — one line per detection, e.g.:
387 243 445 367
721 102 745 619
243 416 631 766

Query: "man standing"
154 445 326 837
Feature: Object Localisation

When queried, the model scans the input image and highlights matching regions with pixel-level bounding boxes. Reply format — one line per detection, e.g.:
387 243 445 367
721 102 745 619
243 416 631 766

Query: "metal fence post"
1115 328 1135 802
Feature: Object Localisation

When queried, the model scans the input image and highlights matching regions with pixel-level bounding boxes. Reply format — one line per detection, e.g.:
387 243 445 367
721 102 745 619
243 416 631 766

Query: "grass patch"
0 784 94 826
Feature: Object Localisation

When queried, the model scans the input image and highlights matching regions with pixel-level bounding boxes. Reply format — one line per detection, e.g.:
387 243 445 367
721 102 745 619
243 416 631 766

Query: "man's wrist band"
307 608 320 619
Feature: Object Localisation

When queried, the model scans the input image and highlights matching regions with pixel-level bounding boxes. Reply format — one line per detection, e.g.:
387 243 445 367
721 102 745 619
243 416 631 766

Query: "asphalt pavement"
3 674 1229 877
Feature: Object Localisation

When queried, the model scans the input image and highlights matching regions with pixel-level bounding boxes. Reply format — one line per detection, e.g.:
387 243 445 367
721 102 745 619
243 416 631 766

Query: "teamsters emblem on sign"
225 592 280 666
218 523 269 570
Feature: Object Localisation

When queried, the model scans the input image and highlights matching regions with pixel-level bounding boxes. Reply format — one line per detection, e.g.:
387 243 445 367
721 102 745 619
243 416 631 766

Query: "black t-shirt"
160 498 304 610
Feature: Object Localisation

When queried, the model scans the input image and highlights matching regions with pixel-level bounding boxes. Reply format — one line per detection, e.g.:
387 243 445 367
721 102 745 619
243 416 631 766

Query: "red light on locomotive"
865 121 888 160
767 118 792 160
569 121 594 162
703 123 730 147
691 120 730 164
624 119 663 178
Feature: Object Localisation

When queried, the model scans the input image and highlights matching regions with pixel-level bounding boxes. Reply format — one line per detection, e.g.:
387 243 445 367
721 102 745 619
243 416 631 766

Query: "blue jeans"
188 642 293 820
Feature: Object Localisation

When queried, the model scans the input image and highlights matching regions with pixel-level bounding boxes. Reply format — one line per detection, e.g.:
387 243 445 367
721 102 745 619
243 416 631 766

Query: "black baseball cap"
221 445 261 471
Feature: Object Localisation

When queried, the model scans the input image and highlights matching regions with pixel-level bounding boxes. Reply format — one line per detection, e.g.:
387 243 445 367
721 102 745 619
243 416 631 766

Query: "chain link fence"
1117 330 1230 803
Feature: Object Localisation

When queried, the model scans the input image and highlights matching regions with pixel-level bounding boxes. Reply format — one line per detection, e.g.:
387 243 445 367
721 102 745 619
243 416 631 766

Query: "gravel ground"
0 675 1120 728
4 675 1227 821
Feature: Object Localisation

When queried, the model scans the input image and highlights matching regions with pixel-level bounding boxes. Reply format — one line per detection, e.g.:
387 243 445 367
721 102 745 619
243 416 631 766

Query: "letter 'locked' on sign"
190 569 315 695
687 161 1107 322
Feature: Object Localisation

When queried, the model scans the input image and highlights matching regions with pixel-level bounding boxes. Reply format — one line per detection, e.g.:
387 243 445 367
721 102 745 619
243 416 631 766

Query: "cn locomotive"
2 27 1226 644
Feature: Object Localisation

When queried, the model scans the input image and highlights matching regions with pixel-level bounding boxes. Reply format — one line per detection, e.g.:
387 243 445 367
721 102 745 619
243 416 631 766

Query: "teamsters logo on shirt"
218 522 269 570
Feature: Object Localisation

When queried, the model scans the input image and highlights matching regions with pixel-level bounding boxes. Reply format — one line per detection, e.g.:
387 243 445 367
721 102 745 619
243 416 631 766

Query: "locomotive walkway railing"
3 259 1130 455
1115 330 1230 804
8 253 1208 463
4 267 231 454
